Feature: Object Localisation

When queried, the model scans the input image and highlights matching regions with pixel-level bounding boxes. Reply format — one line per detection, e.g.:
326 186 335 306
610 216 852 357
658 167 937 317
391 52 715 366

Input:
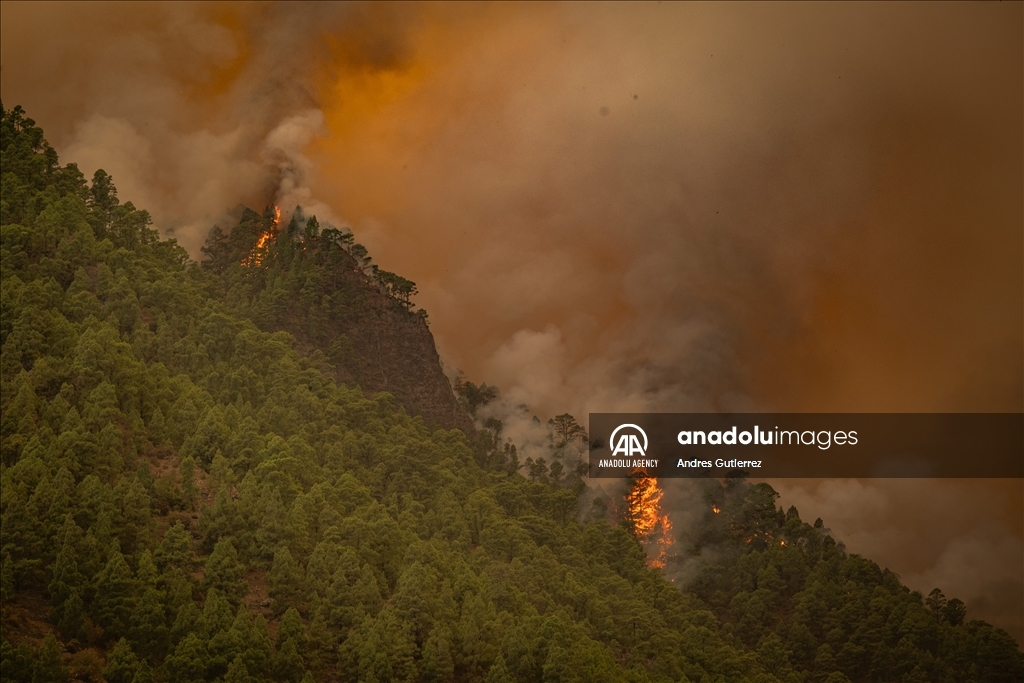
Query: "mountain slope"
1 103 1021 683
201 207 473 433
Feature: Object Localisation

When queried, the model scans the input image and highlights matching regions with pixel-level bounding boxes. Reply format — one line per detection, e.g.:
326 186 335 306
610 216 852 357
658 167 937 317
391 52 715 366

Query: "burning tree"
240 205 280 267
625 471 674 569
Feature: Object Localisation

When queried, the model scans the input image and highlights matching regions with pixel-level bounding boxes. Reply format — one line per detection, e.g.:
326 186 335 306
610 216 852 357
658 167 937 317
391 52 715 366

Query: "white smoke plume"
263 109 344 229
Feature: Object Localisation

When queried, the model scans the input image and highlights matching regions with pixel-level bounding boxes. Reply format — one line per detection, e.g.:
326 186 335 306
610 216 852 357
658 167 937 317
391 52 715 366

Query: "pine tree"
363 607 417 682
224 655 252 683
272 637 306 683
147 407 167 446
93 543 136 640
1 638 35 683
353 564 382 618
102 638 140 683
169 601 200 645
130 661 153 683
244 615 274 676
57 590 86 642
2 490 45 585
1 373 38 464
197 588 234 639
117 477 153 554
200 487 237 553
209 450 235 492
943 597 966 626
180 455 198 507
269 545 303 613
154 522 195 573
48 525 83 627
483 653 514 683
46 472 75 543
0 552 15 618
221 605 252 660
422 625 456 682
276 607 306 650
458 591 500 678
75 531 104 595
164 568 194 613
129 586 167 659
32 632 69 683
135 550 158 588
135 461 155 493
324 567 355 631
164 631 208 683
255 487 289 562
304 605 333 675
204 538 248 604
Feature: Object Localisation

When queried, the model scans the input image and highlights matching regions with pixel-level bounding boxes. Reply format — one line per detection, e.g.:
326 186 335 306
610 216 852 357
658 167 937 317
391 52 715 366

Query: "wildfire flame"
242 205 281 267
711 504 721 514
626 472 674 569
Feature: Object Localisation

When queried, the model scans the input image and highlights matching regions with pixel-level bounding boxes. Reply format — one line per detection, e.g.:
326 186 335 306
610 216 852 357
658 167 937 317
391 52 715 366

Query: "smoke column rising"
2 1 1021 640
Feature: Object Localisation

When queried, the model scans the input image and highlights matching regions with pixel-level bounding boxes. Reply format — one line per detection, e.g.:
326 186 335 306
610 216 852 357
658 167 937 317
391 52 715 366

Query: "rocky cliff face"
203 208 475 433
287 260 475 434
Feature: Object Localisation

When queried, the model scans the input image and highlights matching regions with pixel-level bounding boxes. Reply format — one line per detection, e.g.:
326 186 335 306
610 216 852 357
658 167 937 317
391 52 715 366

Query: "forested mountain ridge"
1 103 1021 683
200 208 473 434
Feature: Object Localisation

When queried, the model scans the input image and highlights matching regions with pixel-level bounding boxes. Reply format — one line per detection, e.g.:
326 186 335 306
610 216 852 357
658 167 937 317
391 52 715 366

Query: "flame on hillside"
242 206 281 267
626 472 674 569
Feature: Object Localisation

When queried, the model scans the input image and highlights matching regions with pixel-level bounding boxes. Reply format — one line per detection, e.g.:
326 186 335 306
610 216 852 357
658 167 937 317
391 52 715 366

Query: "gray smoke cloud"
2 1 1020 641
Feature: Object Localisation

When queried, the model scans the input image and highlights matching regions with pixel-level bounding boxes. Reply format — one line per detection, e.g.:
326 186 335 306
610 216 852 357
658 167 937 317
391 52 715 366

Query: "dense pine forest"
1 103 1021 682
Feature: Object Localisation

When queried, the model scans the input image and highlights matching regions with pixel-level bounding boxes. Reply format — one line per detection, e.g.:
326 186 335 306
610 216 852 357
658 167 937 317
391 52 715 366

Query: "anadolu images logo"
610 424 648 457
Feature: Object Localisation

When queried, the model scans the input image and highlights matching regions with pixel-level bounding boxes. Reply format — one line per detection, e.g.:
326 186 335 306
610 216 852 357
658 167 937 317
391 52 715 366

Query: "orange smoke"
626 472 674 569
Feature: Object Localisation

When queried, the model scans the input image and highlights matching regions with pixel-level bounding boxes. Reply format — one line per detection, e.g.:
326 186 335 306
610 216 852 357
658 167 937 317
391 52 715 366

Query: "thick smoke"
263 109 343 229
2 2 1021 640
0 2 415 250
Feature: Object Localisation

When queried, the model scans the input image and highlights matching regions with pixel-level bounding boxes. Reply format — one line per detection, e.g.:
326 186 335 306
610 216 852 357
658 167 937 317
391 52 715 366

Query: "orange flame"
242 205 281 267
711 504 721 514
626 472 674 569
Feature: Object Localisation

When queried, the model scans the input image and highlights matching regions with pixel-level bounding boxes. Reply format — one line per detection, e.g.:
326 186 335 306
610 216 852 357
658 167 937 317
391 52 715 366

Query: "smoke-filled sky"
2 2 1021 640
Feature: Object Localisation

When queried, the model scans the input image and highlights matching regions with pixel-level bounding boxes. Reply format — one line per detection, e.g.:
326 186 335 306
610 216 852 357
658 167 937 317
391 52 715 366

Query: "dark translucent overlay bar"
588 414 1023 478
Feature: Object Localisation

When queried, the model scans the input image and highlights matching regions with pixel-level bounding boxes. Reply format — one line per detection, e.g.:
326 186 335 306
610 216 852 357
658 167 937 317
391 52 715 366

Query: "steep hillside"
1 103 1021 683
201 207 473 433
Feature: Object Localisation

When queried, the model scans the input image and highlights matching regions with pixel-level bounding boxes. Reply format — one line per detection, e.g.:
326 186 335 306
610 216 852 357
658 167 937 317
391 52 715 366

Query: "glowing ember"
626 472 674 569
242 205 281 267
